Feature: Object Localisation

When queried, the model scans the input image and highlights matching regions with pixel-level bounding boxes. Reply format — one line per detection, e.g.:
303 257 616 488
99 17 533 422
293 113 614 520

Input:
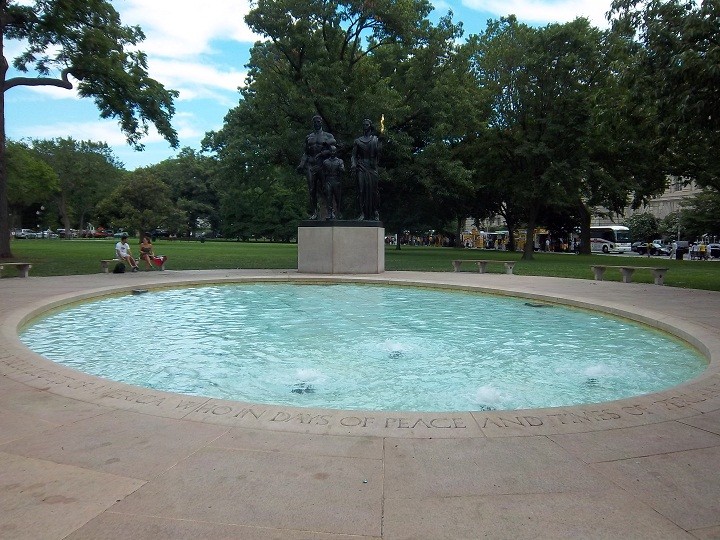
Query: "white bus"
590 225 632 253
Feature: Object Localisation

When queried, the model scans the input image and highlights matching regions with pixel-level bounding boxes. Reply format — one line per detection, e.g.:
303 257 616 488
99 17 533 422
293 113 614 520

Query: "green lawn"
4 238 720 291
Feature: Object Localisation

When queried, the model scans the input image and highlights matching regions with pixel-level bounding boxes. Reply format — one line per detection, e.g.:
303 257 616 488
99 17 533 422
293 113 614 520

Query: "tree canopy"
1 0 179 257
678 191 720 241
96 168 185 236
207 2 692 250
609 0 720 191
135 149 220 237
205 0 482 242
623 211 659 243
468 17 616 258
6 140 58 210
6 1 720 254
31 137 123 237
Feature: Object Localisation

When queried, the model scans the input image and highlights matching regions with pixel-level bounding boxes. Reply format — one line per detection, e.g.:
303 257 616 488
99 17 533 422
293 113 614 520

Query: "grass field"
4 238 720 291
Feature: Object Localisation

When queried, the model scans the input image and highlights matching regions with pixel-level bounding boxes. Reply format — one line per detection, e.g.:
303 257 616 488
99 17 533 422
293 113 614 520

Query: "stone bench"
452 259 517 275
591 265 669 285
101 257 166 273
0 262 33 278
100 259 122 273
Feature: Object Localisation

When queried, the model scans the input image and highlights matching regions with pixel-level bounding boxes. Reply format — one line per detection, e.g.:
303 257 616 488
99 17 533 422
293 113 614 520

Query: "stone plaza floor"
1 269 719 539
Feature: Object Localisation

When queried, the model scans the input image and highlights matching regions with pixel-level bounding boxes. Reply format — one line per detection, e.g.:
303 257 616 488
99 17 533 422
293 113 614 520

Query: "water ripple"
20 283 707 412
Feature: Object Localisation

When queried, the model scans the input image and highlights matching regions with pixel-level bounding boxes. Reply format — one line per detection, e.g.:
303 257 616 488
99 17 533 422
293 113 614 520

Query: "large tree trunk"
0 31 12 259
455 216 463 248
522 223 535 260
499 204 517 253
521 206 538 261
578 199 592 255
57 193 72 238
505 218 517 253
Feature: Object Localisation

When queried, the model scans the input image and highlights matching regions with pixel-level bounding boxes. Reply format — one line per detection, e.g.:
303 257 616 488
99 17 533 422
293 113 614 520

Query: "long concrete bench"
0 262 33 278
101 257 166 273
591 265 669 285
452 259 516 275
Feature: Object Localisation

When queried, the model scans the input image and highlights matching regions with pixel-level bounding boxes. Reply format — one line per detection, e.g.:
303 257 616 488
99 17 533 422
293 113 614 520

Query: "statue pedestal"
298 220 385 274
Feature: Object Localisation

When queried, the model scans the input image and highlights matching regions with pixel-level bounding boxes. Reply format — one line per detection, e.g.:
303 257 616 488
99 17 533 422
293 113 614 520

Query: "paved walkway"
1 270 719 539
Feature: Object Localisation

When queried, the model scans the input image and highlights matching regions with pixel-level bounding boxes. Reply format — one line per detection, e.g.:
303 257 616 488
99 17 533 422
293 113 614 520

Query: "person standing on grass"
115 234 139 272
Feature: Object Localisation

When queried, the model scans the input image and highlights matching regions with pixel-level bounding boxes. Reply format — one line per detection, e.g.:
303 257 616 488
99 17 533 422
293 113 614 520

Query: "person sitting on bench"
139 235 157 271
115 234 139 272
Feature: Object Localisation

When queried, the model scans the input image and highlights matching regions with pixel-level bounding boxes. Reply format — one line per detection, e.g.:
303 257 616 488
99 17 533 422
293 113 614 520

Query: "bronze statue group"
297 115 380 221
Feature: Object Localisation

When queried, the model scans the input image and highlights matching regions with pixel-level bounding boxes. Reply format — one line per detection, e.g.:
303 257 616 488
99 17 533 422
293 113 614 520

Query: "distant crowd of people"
386 234 455 247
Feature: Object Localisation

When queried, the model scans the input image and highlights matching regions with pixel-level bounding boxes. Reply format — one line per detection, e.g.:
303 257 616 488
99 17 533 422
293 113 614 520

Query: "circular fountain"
20 282 706 412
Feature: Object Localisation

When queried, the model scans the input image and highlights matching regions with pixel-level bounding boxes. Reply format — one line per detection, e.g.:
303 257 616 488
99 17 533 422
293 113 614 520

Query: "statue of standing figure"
322 146 345 220
297 115 337 220
351 118 381 221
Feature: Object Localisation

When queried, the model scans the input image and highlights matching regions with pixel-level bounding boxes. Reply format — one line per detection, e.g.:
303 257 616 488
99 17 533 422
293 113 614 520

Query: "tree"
659 210 681 242
96 170 185 236
678 190 720 241
1 0 179 257
455 129 519 250
139 148 219 237
470 17 608 260
31 138 123 235
609 0 720 191
206 0 473 241
468 16 669 257
623 212 658 242
573 25 670 255
6 140 58 227
409 39 487 247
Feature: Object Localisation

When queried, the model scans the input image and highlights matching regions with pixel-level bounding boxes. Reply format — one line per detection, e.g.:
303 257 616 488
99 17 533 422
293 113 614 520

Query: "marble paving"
1 269 719 539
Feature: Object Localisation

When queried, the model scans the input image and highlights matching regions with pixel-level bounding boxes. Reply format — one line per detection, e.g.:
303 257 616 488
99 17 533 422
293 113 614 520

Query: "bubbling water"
20 283 707 412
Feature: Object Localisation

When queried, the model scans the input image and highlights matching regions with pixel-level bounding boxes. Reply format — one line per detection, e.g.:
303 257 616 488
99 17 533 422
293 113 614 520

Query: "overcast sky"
5 0 612 170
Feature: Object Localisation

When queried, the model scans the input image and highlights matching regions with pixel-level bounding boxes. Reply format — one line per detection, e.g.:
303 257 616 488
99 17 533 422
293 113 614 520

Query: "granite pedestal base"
298 220 385 274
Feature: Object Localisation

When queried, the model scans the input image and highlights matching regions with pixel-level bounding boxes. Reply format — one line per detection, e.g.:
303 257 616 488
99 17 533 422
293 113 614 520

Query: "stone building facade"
593 178 701 226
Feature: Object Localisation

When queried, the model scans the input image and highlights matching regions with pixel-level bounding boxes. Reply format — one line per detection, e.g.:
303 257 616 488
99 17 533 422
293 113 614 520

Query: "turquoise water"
20 283 706 412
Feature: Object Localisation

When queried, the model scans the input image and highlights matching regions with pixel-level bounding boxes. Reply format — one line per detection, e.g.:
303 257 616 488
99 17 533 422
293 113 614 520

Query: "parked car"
14 228 36 239
151 228 170 238
707 243 720 258
113 231 129 238
197 231 221 240
57 228 79 238
636 241 670 256
653 243 671 256
631 241 645 252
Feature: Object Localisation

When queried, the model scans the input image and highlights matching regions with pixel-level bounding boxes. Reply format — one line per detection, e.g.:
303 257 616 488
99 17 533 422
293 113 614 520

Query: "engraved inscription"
181 402 470 431
4 354 718 435
270 411 332 425
385 417 466 429
479 381 720 431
